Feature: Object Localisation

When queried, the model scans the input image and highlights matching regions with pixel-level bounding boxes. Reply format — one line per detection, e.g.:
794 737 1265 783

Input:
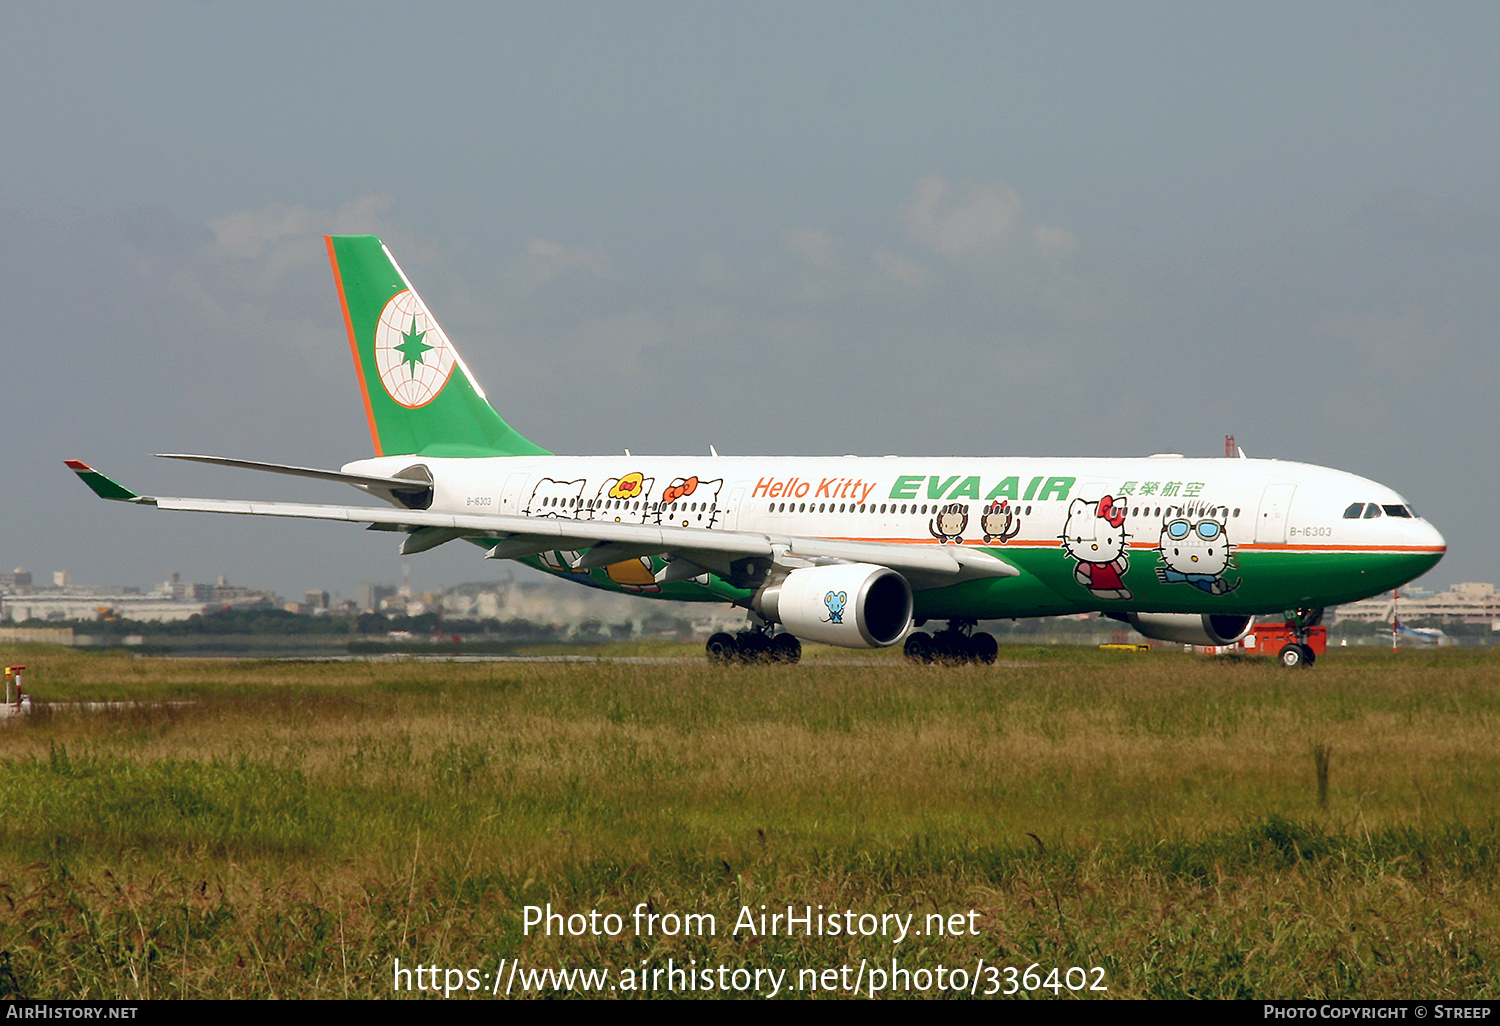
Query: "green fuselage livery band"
67 236 1445 665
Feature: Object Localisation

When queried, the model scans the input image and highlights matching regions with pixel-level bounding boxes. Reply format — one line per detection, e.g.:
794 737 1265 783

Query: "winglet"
63 460 154 504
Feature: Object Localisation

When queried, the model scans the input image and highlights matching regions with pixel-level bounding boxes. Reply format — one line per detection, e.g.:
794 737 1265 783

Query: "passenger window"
1343 503 1365 519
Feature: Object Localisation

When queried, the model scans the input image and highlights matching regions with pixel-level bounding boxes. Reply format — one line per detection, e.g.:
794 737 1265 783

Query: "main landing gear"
1277 606 1324 669
903 619 998 665
707 628 802 664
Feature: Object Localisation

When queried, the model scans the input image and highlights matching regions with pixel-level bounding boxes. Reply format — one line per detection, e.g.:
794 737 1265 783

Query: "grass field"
0 642 1497 999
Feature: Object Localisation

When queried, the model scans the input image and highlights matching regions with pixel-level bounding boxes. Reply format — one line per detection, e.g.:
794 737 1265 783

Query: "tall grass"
0 643 1497 998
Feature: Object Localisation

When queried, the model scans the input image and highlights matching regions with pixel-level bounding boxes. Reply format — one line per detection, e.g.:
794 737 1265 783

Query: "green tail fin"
325 235 549 458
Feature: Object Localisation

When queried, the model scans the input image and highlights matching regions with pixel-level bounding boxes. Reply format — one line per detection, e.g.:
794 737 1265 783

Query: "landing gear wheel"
904 633 933 664
771 633 802 664
735 631 772 663
707 632 737 663
1278 643 1307 669
969 632 998 664
930 629 967 663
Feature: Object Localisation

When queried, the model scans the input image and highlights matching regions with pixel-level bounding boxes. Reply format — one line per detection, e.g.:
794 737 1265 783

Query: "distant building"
0 571 276 624
2 593 208 623
357 583 396 612
1335 582 1500 629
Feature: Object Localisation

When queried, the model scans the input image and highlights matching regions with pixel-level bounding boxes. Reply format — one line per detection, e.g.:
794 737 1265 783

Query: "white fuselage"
344 451 1444 616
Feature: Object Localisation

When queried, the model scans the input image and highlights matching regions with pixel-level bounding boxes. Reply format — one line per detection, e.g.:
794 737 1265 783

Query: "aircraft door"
499 473 529 516
1078 480 1112 504
1253 484 1296 544
723 486 745 531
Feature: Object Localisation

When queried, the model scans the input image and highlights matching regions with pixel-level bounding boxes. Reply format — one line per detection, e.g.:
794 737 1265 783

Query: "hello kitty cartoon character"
1060 495 1132 600
1155 513 1240 595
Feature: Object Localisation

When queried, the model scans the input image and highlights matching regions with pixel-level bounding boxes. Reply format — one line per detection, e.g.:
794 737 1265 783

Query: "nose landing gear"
1277 607 1324 669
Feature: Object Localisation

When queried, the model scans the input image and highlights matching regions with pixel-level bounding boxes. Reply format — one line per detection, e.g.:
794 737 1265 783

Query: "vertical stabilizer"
325 235 549 458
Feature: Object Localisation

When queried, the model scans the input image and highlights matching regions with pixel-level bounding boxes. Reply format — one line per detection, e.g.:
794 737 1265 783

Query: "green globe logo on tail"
327 234 549 457
373 291 455 408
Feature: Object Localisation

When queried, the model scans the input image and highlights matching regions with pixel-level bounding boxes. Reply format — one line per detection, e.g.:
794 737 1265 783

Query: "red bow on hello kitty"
1097 495 1125 528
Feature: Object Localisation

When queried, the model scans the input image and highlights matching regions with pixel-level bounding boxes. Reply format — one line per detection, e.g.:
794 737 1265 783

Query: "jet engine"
1123 612 1254 646
753 563 913 648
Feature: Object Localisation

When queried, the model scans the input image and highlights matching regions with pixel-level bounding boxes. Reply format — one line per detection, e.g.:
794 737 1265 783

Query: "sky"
2 2 1496 602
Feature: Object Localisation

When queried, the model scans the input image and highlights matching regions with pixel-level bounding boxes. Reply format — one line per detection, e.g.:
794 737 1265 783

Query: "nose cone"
1420 518 1447 554
1396 516 1447 585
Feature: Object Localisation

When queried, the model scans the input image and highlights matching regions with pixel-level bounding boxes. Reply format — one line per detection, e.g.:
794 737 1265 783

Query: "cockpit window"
1382 504 1412 518
1363 504 1382 519
1343 503 1365 519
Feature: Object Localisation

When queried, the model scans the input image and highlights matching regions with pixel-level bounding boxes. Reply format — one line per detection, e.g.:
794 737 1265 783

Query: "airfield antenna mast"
1224 434 1236 458
1392 589 1400 654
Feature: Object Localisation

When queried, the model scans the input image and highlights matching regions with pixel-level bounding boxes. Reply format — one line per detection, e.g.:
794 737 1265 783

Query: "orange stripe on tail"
325 235 383 456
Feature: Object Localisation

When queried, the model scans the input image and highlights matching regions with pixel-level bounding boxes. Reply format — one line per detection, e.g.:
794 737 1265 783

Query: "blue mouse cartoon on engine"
824 590 847 624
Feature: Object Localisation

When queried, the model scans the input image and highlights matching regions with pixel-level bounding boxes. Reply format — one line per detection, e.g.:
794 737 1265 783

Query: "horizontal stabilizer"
156 453 432 493
399 526 469 555
655 559 711 584
570 543 668 571
485 537 595 560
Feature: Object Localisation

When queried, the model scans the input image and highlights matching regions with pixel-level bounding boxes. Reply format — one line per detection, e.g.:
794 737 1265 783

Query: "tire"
707 632 737 663
970 632 998 664
904 633 933 664
930 630 964 663
736 631 771 663
1278 643 1305 669
771 633 802 664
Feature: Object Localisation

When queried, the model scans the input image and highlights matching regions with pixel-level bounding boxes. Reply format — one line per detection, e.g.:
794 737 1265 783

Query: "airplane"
66 235 1447 667
1392 621 1449 646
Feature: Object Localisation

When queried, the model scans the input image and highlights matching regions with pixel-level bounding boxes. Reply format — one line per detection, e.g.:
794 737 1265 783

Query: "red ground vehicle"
1240 622 1327 668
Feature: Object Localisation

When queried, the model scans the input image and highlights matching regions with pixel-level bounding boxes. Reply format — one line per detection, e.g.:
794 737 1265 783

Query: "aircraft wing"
65 461 1018 588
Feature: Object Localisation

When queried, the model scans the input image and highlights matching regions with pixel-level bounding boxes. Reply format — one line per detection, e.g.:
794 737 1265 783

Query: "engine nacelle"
753 563 913 648
1124 612 1254 647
